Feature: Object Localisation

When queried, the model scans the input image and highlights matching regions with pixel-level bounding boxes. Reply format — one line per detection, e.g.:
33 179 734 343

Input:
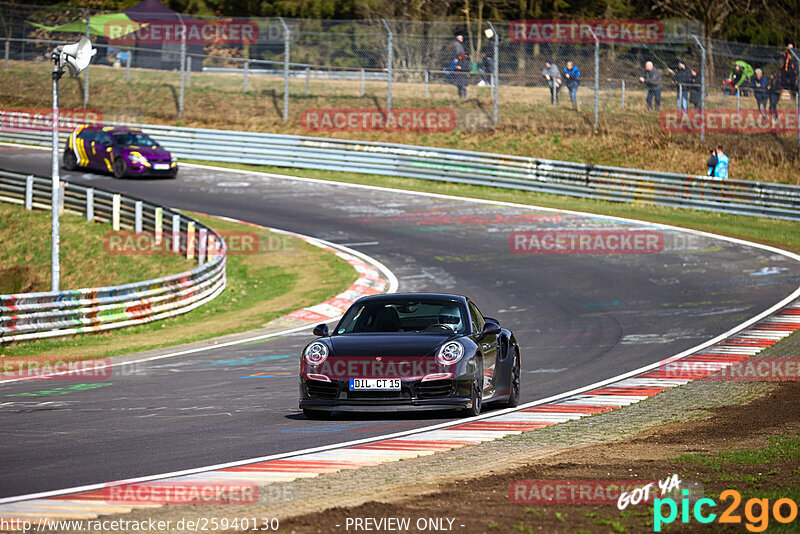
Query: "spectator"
750 68 768 116
672 60 691 113
478 28 495 87
542 59 561 103
688 67 702 109
767 71 782 121
563 60 580 108
453 52 470 99
706 145 729 180
639 61 662 111
454 32 466 61
729 60 754 95
780 44 798 98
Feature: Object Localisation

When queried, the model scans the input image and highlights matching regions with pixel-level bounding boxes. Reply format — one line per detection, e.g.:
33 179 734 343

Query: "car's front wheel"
113 158 128 179
462 358 483 417
502 349 521 408
63 150 78 171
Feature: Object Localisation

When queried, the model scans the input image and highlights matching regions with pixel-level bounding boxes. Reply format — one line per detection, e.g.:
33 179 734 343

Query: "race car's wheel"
303 408 332 420
463 358 483 417
113 158 128 179
63 150 78 171
502 349 521 408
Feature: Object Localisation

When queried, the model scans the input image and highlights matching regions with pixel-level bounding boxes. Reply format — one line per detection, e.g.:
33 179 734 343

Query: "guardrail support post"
243 60 248 92
381 19 392 116
112 194 121 231
278 17 290 124
172 214 180 253
155 207 163 244
621 80 625 109
186 221 196 260
86 188 94 221
198 228 207 266
25 175 33 210
134 200 143 233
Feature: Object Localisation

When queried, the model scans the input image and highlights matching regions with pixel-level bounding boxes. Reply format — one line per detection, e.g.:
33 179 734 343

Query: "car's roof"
356 293 468 303
77 125 145 135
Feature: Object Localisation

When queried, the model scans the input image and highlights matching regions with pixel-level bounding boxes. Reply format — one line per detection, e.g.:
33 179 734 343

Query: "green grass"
184 160 800 254
1 208 357 360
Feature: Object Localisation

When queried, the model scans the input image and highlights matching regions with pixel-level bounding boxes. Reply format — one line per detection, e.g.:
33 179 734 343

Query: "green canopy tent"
29 13 146 39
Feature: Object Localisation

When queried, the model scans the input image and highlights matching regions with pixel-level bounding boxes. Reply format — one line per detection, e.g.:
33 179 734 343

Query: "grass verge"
185 160 800 254
0 208 357 360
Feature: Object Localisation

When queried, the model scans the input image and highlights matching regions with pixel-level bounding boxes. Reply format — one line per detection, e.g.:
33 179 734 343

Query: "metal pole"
51 65 62 292
790 48 800 154
186 56 191 86
691 34 706 142
125 49 131 81
82 9 90 108
305 67 310 95
25 175 33 210
488 21 499 128
279 18 290 124
381 19 392 116
736 89 740 117
86 188 94 221
360 68 365 97
177 14 186 119
4 39 8 69
621 79 625 108
243 60 248 92
589 28 599 131
424 70 429 97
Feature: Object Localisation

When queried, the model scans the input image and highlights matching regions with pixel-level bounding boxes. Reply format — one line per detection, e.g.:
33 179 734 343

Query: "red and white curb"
1 299 798 523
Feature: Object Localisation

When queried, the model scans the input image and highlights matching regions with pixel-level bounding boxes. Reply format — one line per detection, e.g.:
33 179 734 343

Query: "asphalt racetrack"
1 145 799 499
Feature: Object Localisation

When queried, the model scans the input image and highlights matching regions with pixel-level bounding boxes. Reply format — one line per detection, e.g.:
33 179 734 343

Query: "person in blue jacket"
563 61 581 108
707 146 729 179
750 68 768 116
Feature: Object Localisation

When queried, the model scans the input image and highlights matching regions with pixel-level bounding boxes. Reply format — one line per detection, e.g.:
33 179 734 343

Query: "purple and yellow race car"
63 125 178 179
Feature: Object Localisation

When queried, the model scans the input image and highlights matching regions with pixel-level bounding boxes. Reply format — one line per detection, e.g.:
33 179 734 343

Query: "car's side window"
77 130 95 142
468 301 485 334
96 132 112 146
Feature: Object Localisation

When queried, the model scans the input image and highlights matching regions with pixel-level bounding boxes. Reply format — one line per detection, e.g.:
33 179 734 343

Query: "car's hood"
120 145 171 159
328 333 454 357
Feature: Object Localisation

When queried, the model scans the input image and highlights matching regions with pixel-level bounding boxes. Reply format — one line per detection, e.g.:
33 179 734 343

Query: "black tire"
63 150 78 171
303 408 332 420
113 158 127 179
462 358 483 417
502 349 521 408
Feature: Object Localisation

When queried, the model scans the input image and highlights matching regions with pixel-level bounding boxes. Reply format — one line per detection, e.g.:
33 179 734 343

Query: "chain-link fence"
1 2 799 149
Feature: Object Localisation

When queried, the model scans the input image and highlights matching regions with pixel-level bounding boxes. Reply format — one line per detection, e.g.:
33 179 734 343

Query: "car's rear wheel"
462 358 483 417
63 150 78 171
502 349 521 408
303 408 332 420
113 158 127 179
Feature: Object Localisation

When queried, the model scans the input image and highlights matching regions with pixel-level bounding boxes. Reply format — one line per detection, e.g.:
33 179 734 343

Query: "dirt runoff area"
278 381 800 534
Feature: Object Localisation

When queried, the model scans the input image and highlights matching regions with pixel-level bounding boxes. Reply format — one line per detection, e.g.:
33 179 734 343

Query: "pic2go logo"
653 489 799 532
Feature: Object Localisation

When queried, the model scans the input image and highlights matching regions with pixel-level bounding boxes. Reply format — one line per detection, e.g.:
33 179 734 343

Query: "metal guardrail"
0 168 227 343
1 110 799 220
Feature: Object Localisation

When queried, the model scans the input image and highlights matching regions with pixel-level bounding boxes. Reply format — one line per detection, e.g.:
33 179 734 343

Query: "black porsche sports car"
299 293 521 419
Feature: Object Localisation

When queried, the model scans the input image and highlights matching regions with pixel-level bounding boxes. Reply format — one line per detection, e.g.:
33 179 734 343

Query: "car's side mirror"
312 323 329 337
480 320 501 338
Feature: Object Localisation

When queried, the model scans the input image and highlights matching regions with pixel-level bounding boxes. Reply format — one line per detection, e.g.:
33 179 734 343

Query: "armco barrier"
1 110 799 220
0 169 227 343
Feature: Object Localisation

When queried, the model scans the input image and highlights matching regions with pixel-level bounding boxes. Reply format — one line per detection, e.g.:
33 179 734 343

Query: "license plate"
153 163 170 170
349 378 401 391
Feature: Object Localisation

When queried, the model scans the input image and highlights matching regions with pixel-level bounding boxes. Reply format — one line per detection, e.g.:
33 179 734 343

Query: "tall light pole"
50 37 95 291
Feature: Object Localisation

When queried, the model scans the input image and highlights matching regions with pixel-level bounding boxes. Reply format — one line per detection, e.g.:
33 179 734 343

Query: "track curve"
1 145 799 499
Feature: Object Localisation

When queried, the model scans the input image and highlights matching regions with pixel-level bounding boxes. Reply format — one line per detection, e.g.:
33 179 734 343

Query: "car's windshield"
335 298 468 335
113 133 158 147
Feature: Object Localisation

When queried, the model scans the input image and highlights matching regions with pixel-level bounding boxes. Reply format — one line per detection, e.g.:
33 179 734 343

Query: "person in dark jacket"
453 33 466 62
542 59 561 103
639 61 662 111
563 61 580 107
767 71 782 120
478 28 495 86
780 44 797 98
453 52 470 99
688 67 702 109
672 60 691 113
750 68 768 116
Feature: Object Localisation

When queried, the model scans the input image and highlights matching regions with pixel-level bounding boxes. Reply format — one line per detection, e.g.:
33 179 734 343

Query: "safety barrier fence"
1 110 798 220
0 167 227 343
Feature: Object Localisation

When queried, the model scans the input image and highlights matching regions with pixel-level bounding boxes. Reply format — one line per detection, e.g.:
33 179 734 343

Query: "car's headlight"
170 155 178 163
436 341 464 366
129 152 149 166
304 342 329 366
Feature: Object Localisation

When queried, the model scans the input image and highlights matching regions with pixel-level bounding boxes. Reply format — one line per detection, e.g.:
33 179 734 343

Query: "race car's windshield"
113 133 159 147
335 298 468 335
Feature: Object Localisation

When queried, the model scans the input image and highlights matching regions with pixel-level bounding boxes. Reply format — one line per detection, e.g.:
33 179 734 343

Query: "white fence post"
155 207 163 244
172 214 181 253
134 200 142 233
25 175 33 210
198 228 207 266
86 187 93 221
186 221 195 259
112 194 121 231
